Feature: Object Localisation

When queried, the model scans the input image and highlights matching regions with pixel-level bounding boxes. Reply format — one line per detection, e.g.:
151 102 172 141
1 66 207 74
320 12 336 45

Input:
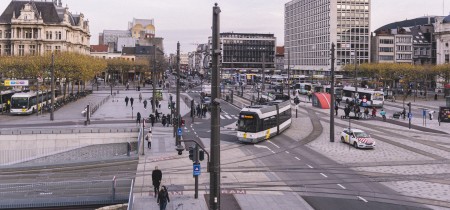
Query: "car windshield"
354 132 369 138
11 97 29 109
237 118 257 132
373 93 384 100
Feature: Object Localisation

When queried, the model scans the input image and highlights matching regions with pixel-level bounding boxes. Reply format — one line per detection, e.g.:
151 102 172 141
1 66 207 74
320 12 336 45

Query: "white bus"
293 83 312 95
10 91 51 115
342 86 384 108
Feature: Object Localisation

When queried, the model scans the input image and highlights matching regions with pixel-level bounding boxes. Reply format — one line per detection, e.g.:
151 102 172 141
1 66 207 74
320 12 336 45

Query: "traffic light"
181 118 185 126
189 147 194 160
294 97 300 105
168 103 171 109
199 150 205 161
407 102 411 107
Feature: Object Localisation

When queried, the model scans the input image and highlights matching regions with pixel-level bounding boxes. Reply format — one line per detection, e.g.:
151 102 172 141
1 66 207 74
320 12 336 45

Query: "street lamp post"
176 42 181 147
50 53 55 121
330 43 336 142
288 50 291 99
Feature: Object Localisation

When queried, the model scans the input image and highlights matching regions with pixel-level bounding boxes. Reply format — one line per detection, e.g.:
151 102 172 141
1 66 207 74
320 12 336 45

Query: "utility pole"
354 49 358 103
152 46 157 113
210 3 221 210
262 52 265 92
50 53 55 121
330 43 335 142
176 42 181 146
287 50 291 99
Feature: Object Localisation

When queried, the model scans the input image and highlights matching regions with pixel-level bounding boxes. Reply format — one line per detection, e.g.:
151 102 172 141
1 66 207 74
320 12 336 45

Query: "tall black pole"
287 50 291 99
152 46 157 113
354 49 358 103
176 42 181 146
50 53 55 121
210 3 221 210
330 43 335 142
262 52 265 92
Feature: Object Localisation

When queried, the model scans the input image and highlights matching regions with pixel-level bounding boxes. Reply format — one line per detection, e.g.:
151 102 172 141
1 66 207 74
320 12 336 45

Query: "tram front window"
237 118 257 133
11 97 29 109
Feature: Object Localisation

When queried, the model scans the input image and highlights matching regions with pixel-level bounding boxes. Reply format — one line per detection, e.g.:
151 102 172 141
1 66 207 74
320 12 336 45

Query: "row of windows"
0 45 61 56
397 54 412 60
379 47 393 52
379 55 394 61
380 39 394 44
0 30 12 38
337 5 369 11
396 37 412 44
414 47 431 56
397 45 412 52
338 12 370 18
262 109 291 131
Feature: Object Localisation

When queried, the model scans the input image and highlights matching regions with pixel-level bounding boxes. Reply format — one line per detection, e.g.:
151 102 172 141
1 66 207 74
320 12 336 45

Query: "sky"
2 0 450 54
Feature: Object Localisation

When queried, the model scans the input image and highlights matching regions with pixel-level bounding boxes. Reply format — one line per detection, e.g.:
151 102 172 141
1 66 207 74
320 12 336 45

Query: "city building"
128 18 155 39
373 16 438 65
179 53 189 72
276 46 285 72
0 0 91 56
284 0 371 76
209 32 276 79
434 15 450 64
371 28 413 64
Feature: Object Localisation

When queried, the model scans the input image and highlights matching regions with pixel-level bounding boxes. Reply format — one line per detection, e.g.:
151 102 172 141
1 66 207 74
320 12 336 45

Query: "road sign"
408 113 413 119
193 163 201 176
177 128 182 136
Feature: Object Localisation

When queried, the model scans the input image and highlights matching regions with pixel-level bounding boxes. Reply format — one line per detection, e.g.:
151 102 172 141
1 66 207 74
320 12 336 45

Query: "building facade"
285 0 371 76
0 0 90 56
276 46 285 72
434 15 450 64
209 32 276 79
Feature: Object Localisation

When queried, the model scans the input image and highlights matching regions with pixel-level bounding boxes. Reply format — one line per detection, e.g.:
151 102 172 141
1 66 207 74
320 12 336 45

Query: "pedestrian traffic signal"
199 150 204 161
407 102 411 107
181 118 185 126
168 103 171 109
189 147 194 160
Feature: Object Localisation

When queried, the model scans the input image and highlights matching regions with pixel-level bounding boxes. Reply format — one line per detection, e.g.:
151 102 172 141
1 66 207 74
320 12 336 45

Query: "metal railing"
0 127 139 135
0 179 132 209
90 95 111 116
136 125 143 155
127 179 135 210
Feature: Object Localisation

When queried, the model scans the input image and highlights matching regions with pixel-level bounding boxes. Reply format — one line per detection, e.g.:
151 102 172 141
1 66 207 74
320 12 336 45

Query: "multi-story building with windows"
209 32 276 79
285 0 371 76
434 15 450 64
0 0 90 56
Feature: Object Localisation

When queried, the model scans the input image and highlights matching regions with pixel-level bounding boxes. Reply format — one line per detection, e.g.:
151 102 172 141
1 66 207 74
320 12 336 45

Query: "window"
18 45 25 56
55 46 61 53
29 45 36 55
45 45 52 53
5 30 11 38
25 29 32 39
56 31 62 40
0 30 2 38
4 44 10 55
46 31 52 40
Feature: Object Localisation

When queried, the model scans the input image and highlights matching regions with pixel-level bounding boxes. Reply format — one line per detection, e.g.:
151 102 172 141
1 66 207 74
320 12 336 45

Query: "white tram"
237 100 292 143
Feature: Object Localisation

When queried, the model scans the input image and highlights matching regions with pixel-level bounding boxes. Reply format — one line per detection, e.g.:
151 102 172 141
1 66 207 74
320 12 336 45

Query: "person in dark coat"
155 109 160 122
152 166 162 198
196 105 201 118
167 114 171 126
344 106 350 118
335 104 339 116
125 96 129 106
202 106 207 117
136 112 141 126
161 114 167 127
143 100 148 110
157 186 170 210
130 97 134 107
150 114 155 127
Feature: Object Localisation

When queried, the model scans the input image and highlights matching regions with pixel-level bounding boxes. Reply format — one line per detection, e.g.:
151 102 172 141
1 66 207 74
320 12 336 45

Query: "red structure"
312 92 331 109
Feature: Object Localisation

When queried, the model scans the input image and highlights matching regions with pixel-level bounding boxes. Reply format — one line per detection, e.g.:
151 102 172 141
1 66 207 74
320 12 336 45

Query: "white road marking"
295 157 301 161
268 141 280 148
337 184 346 189
320 173 328 178
224 115 232 119
357 196 368 203
285 151 290 154
194 132 197 135
254 145 276 154
220 115 225 119
39 192 53 195
232 115 239 119
307 164 314 169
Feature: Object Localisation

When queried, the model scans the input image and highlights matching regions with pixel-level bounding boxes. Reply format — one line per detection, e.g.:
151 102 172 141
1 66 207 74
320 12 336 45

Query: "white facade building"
0 0 90 56
285 0 371 76
435 15 450 64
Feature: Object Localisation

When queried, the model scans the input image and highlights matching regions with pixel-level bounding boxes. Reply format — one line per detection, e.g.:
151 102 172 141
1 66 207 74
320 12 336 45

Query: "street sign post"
177 128 182 136
193 163 201 176
408 113 412 119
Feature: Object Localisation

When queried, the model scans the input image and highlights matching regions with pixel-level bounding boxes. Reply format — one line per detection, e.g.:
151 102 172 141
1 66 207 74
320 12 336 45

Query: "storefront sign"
4 80 29 86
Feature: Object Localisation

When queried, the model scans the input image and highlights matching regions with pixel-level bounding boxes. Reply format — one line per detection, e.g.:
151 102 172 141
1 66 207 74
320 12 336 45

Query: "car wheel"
341 137 345 143
353 142 358 149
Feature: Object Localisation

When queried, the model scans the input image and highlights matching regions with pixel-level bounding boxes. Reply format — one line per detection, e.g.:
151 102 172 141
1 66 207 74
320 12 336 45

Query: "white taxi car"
340 128 375 149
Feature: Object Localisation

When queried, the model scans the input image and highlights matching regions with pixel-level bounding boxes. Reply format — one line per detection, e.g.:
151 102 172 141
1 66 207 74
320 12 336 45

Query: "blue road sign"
193 163 201 176
408 113 413 119
177 128 182 136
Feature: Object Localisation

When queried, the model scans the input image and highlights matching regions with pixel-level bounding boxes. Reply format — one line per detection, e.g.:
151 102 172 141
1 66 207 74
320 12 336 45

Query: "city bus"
10 91 51 115
0 90 17 112
324 85 343 101
293 83 312 95
342 86 384 108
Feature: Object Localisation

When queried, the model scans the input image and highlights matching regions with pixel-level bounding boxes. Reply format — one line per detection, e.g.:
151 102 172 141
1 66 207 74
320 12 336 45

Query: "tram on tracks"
237 100 292 143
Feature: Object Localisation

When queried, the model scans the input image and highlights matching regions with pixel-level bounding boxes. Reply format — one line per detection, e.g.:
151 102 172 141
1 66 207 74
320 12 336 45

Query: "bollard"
127 142 131 157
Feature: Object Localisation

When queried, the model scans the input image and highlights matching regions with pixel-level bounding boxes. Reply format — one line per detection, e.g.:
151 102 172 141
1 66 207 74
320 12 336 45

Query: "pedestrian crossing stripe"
220 114 238 120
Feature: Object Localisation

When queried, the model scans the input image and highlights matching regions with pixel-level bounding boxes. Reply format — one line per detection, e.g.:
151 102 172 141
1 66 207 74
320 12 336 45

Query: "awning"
312 92 331 109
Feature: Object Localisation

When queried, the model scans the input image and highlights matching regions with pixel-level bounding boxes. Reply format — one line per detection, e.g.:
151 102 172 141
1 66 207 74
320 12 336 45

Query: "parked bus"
324 85 343 101
10 91 51 115
342 86 384 108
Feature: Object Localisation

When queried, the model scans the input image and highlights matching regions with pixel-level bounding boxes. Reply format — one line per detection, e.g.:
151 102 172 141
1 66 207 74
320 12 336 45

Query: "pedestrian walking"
155 109 160 122
152 166 162 198
126 82 130 90
125 96 129 107
146 129 152 149
136 112 141 126
202 106 207 117
167 114 171 126
364 108 369 119
344 106 350 118
380 109 387 121
139 93 142 103
130 97 134 107
144 100 148 110
150 114 155 127
402 108 406 120
157 186 170 210
162 114 167 127
335 104 339 116
371 107 377 118
429 110 435 120
196 105 201 118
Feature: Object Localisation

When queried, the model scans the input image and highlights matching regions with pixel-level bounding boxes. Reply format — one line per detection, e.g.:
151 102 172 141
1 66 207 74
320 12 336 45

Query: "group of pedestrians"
152 166 170 210
195 104 208 118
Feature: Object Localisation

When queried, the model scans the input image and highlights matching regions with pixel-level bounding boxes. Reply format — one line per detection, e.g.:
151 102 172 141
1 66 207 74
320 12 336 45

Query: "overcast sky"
2 0 450 54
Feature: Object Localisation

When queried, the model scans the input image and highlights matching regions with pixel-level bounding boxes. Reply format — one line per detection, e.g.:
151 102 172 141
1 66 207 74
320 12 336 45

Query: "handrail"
127 178 135 210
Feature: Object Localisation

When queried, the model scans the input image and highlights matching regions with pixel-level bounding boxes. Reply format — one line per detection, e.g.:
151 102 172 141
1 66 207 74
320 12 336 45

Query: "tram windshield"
237 115 257 132
11 97 29 109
